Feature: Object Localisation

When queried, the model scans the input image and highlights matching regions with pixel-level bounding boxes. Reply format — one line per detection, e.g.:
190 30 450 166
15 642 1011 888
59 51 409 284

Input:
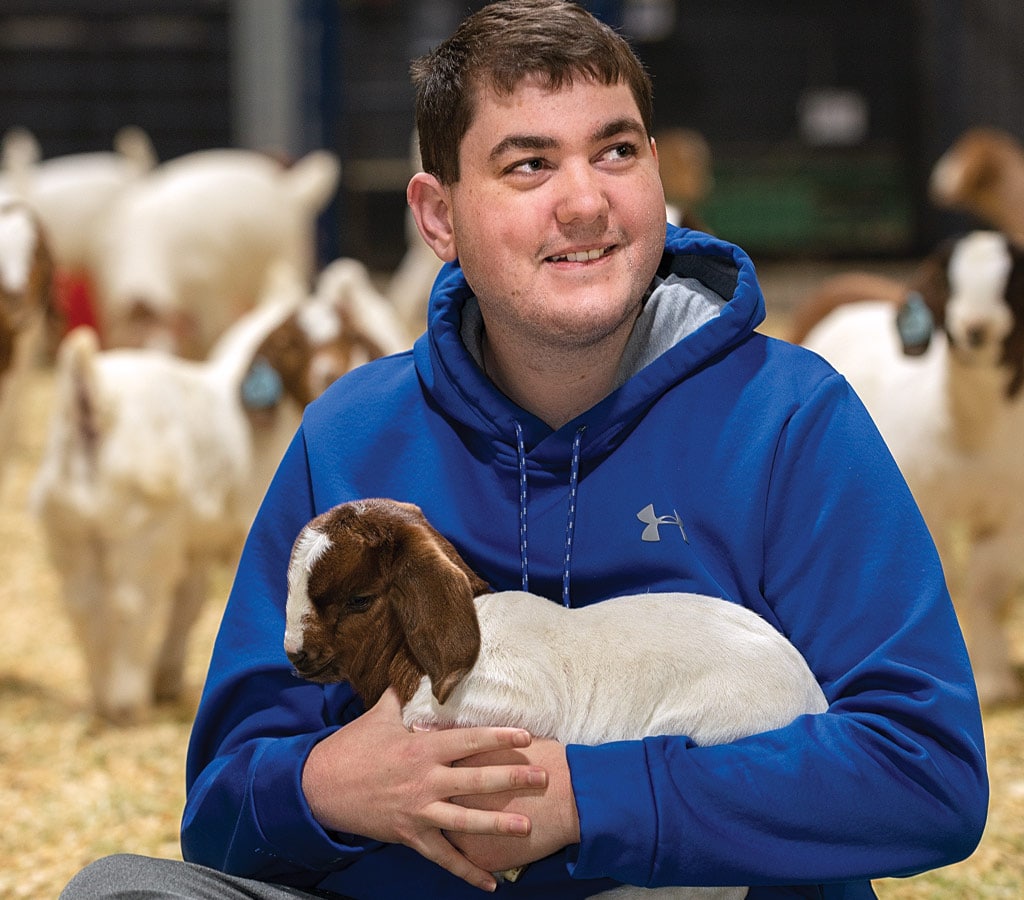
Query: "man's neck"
481 330 629 430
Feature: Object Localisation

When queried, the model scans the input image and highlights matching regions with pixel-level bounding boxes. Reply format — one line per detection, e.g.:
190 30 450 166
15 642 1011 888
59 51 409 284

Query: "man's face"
443 76 667 356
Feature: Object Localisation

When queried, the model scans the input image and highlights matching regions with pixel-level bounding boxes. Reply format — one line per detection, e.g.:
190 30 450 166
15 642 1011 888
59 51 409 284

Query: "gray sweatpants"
59 854 350 900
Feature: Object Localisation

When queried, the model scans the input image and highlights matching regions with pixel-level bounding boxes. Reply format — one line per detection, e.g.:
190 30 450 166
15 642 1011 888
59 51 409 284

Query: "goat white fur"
800 231 1024 706
92 147 340 357
285 498 828 900
32 261 396 725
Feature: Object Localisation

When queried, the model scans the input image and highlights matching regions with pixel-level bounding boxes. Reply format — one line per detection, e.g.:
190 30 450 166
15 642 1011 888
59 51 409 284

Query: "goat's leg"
101 578 167 725
959 530 1023 707
56 541 109 718
153 562 209 702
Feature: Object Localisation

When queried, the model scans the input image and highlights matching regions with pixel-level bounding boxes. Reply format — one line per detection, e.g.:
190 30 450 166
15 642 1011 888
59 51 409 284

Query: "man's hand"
448 737 581 873
301 688 549 892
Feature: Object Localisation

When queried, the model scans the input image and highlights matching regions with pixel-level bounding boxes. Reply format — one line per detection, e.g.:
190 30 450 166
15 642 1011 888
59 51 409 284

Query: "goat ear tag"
241 356 284 410
896 292 934 356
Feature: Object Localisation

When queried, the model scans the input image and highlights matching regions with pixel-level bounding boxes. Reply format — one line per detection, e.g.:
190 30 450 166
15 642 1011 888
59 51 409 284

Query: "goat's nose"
285 649 310 674
283 629 303 657
964 325 989 348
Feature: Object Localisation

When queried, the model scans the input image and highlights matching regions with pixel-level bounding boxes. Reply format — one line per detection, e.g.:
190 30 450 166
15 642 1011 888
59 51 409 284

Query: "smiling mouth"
547 245 614 263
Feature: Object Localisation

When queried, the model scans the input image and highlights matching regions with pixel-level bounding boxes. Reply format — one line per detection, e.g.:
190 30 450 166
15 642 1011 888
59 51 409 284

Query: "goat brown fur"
290 499 490 706
929 127 1024 243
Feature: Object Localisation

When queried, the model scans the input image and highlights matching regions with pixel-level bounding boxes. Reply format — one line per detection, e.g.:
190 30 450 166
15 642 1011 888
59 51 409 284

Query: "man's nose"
555 163 609 225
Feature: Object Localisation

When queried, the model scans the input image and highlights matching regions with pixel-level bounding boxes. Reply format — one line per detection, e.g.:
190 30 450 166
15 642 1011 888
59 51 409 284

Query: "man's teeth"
551 247 608 262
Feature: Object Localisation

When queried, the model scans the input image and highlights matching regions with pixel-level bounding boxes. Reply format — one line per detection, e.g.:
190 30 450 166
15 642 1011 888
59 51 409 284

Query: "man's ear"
407 172 458 263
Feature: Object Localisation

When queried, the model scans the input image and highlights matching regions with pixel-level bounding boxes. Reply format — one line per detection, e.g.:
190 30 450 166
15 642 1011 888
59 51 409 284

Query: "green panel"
698 151 916 256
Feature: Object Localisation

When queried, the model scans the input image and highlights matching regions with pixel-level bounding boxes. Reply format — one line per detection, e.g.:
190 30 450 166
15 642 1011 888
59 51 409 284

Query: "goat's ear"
904 240 954 355
895 291 934 356
388 528 482 704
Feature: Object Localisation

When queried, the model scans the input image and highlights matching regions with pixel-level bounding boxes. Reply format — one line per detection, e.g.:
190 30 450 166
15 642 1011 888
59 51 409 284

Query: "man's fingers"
431 799 532 837
444 762 548 798
432 724 533 761
413 829 500 893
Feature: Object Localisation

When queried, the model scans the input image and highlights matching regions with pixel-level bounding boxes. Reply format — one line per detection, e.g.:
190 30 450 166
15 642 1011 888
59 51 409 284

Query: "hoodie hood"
412 224 767 606
414 223 766 464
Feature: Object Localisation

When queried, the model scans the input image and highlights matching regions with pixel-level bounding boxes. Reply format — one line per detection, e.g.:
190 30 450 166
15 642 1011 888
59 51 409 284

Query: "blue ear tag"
896 292 934 355
241 356 284 410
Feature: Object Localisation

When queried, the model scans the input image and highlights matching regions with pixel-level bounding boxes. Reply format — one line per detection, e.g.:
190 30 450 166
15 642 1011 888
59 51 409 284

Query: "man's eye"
608 142 638 160
509 158 545 175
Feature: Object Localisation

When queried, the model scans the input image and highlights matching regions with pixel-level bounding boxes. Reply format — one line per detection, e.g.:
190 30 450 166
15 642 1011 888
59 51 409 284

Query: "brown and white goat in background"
0 195 54 480
798 231 1024 706
929 127 1024 245
32 260 407 725
285 498 827 900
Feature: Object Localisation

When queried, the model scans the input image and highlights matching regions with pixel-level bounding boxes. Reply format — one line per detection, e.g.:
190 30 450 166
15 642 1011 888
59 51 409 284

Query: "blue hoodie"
182 225 987 899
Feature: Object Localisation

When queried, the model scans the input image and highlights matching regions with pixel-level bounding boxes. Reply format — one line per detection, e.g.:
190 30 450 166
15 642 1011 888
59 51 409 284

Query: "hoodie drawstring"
513 421 586 608
562 425 586 607
514 420 530 594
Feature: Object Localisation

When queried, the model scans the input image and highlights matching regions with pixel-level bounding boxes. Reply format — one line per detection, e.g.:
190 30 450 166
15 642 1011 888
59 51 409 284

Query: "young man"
62 2 987 898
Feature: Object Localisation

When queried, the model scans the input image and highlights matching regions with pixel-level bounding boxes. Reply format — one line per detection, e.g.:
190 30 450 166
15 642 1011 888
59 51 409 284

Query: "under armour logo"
637 503 688 543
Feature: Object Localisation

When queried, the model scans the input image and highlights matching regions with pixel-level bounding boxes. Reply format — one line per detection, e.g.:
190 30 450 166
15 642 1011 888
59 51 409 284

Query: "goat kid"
0 194 54 478
800 231 1024 706
92 147 340 358
284 498 828 900
32 261 398 725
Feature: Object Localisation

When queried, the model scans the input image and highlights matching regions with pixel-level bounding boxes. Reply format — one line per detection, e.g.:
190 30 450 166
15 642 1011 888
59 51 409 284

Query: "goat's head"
240 260 407 422
901 231 1024 396
284 498 490 706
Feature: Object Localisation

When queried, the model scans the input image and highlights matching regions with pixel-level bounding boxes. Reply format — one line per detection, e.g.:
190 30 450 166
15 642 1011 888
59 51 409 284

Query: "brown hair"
410 0 655 185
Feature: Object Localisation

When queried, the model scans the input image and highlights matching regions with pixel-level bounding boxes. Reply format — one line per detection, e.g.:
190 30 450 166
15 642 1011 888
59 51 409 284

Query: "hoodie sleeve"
180 427 380 884
566 370 988 890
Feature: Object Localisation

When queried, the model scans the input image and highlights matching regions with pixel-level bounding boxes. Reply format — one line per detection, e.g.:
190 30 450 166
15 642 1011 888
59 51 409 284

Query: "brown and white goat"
31 261 403 725
0 195 54 478
929 127 1024 244
800 231 1024 706
285 498 827 900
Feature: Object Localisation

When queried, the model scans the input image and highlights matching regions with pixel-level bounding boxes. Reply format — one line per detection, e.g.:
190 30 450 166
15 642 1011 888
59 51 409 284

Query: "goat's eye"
346 595 373 613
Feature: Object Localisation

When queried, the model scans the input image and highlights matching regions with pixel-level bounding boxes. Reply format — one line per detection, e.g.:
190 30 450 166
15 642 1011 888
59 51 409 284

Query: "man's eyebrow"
488 117 647 162
594 117 647 143
489 134 557 162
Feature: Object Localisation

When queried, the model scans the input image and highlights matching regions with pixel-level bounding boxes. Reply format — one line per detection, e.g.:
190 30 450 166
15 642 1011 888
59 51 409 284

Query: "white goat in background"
92 147 340 358
32 259 406 724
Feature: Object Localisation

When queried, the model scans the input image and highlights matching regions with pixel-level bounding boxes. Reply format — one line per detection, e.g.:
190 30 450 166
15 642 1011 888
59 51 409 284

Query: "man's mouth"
546 245 614 263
